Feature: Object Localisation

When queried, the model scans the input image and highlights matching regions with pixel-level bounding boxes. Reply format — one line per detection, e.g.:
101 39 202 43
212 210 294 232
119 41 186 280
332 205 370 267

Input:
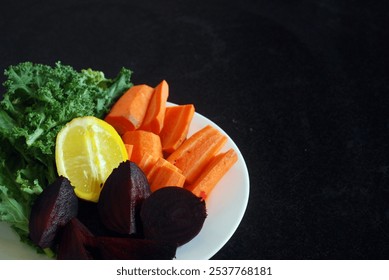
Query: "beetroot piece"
140 186 207 246
29 176 78 248
88 236 177 260
57 218 94 260
98 161 151 235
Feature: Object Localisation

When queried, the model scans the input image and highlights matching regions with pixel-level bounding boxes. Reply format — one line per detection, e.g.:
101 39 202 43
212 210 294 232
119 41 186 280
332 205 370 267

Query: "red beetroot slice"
88 236 177 260
29 176 78 248
140 186 207 246
98 161 151 235
57 218 94 260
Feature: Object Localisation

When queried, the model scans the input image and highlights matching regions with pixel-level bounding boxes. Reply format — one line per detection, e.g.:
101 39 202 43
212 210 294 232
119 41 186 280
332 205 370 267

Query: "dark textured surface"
1 0 389 259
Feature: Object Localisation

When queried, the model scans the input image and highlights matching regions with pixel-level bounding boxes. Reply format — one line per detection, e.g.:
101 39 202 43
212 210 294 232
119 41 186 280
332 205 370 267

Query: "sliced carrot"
160 104 195 155
149 165 186 192
147 157 182 183
189 148 238 199
167 125 227 185
105 84 154 135
122 130 163 165
124 144 134 159
140 80 169 134
137 152 159 176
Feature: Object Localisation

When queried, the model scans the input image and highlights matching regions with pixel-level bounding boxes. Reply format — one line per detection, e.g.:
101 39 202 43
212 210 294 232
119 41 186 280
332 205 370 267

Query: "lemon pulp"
55 116 128 202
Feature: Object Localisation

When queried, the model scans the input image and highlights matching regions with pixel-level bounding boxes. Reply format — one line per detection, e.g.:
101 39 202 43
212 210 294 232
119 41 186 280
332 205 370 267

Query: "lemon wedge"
55 116 128 202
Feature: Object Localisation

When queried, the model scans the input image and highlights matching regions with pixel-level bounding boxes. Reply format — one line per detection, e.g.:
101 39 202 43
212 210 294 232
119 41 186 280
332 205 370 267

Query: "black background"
1 0 389 259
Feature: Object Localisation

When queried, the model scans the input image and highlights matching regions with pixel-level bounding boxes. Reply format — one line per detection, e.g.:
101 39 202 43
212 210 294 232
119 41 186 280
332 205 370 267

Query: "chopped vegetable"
105 84 154 134
160 104 195 154
98 161 151 235
57 218 94 260
58 214 178 260
0 61 132 242
146 157 185 192
140 80 169 134
150 165 186 192
147 157 182 181
140 187 207 246
29 176 78 249
167 125 227 184
190 148 238 199
122 130 163 165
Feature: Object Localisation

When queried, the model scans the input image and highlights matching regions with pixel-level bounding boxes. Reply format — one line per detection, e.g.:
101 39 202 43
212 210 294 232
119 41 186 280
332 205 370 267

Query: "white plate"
0 102 250 260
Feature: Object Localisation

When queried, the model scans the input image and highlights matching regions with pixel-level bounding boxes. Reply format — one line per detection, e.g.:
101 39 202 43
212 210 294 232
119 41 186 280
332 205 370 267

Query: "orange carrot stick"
190 148 238 199
122 130 163 165
160 104 195 154
149 165 186 192
140 80 169 134
167 125 227 185
105 84 154 135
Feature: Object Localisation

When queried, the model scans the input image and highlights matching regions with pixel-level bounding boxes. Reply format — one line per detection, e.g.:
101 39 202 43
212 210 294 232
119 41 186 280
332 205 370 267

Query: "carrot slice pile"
106 80 238 199
167 125 227 185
